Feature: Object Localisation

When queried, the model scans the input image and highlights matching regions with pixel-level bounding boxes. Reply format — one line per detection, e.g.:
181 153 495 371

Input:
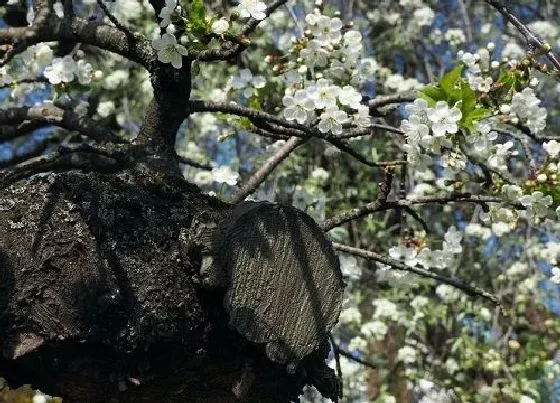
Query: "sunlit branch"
332 242 504 310
189 100 312 134
229 136 305 204
367 93 416 110
189 100 404 169
0 15 155 69
336 124 405 139
484 0 560 73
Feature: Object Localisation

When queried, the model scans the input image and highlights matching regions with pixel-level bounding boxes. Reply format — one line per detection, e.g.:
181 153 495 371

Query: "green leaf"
190 0 206 36
248 97 261 110
418 86 446 106
460 81 477 117
440 64 464 96
462 107 492 131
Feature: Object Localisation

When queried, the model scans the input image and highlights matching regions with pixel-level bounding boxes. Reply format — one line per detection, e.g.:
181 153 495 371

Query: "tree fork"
0 170 340 402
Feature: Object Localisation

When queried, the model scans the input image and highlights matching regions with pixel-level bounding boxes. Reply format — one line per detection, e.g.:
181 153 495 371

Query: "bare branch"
229 136 305 204
335 346 378 371
367 93 415 110
336 124 405 139
321 170 393 231
332 242 504 310
176 155 212 170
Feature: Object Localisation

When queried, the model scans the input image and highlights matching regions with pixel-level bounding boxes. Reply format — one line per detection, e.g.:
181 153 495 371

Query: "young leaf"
418 86 446 106
460 81 477 117
440 64 464 96
462 107 492 131
190 0 207 36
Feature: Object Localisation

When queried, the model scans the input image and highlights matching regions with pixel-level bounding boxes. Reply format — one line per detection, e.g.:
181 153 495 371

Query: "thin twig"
194 0 287 61
96 0 136 38
484 0 560 73
322 193 521 231
328 334 343 399
321 170 393 231
336 347 378 371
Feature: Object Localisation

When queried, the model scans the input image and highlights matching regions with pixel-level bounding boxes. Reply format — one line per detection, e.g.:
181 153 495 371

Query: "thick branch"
0 16 155 68
0 144 131 190
0 104 121 143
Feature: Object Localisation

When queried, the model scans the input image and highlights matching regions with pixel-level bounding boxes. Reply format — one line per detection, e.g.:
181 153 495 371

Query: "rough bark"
0 169 339 402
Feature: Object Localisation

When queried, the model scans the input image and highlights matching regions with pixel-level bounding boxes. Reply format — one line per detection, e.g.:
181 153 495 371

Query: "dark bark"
0 169 339 402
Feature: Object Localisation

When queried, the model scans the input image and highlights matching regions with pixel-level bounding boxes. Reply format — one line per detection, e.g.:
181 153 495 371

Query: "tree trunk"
0 170 338 402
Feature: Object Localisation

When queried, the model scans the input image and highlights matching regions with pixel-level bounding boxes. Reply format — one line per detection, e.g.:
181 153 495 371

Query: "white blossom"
372 298 400 321
318 106 349 135
44 55 76 84
360 321 388 341
427 101 462 137
152 33 188 69
283 89 315 124
237 0 267 21
158 0 177 27
544 140 560 158
306 14 343 46
397 346 417 364
211 19 230 35
435 284 460 303
338 86 362 109
97 100 115 117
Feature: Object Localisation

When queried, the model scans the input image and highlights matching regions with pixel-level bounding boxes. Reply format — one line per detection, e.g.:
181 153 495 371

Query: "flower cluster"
509 88 547 134
273 12 377 135
401 98 462 162
44 55 93 85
